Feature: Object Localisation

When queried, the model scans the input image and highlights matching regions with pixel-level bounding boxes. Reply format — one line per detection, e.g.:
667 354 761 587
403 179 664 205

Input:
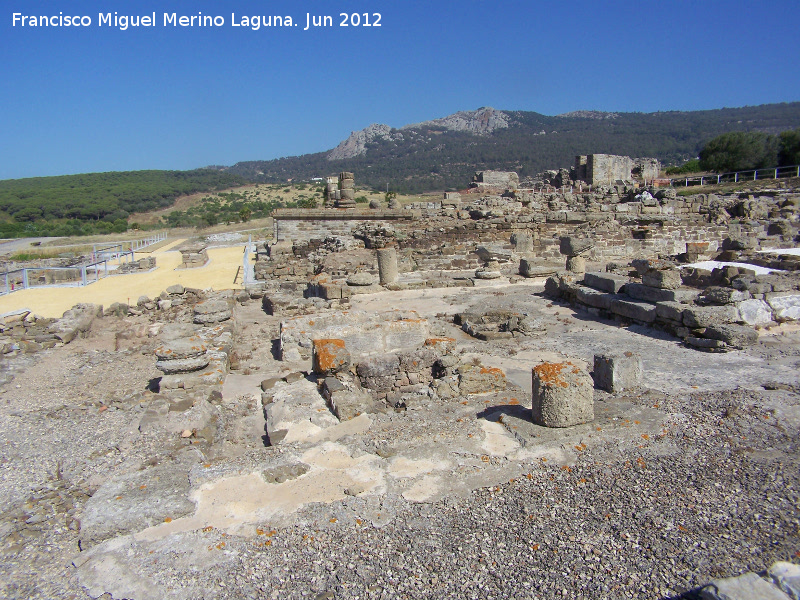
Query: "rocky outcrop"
403 107 509 135
327 124 400 160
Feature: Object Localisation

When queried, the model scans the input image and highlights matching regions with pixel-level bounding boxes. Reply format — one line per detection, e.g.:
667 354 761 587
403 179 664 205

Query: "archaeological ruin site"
1 157 800 600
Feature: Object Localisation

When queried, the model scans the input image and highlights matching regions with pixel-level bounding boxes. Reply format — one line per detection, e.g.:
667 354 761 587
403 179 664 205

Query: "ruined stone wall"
272 209 412 243
588 154 633 185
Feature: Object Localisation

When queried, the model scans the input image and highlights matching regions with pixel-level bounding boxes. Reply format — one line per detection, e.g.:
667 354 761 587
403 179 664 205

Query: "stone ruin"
178 242 209 269
323 171 358 209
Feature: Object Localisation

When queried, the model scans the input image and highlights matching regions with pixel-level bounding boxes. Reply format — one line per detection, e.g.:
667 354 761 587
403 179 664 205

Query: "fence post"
775 168 778 179
81 266 87 286
735 172 738 183
22 269 29 289
4 273 8 295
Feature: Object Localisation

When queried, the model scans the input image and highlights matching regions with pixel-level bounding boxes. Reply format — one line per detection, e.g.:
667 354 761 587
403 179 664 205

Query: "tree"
778 128 800 166
239 206 252 222
698 131 779 172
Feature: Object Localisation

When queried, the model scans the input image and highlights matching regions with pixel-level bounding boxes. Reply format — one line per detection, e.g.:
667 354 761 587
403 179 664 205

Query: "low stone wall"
546 266 800 351
279 309 430 361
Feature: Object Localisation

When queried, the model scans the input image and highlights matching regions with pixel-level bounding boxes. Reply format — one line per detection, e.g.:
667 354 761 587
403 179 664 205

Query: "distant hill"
221 103 800 193
0 169 248 238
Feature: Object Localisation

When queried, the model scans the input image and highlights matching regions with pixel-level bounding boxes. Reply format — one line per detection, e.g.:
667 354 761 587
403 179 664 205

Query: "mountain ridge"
222 102 800 193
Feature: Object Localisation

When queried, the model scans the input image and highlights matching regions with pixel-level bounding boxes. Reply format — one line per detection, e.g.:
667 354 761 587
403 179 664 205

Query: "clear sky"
2 0 799 180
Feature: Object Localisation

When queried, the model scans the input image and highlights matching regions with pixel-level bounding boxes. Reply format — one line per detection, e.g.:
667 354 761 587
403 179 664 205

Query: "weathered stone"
559 237 593 256
519 259 559 279
398 348 439 372
703 324 759 348
737 299 774 326
565 255 586 274
154 337 207 360
700 571 793 600
642 268 682 290
322 376 374 421
423 337 456 354
155 355 210 375
576 287 617 310
531 362 594 428
611 298 657 323
312 339 351 375
685 336 728 350
625 283 698 304
683 305 739 328
475 267 502 279
357 354 400 378
79 462 195 549
767 562 800 600
166 284 185 295
347 272 376 286
631 258 674 276
583 272 628 294
655 301 686 323
766 293 800 321
48 303 102 344
193 309 232 324
377 247 398 285
458 365 507 394
698 286 752 305
593 353 642 392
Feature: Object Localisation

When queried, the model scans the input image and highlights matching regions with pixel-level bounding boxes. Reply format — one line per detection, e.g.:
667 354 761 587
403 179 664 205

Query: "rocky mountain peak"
403 107 510 135
327 123 400 161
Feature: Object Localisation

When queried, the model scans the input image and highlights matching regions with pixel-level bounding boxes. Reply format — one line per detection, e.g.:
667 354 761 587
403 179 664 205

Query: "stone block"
575 287 617 310
398 348 439 373
642 268 682 290
593 353 642 392
767 562 800 600
312 339 351 375
154 337 207 361
611 298 657 323
559 237 593 256
683 305 739 328
655 301 686 324
356 354 400 378
565 255 586 274
737 299 774 326
531 362 594 428
424 337 456 354
698 286 752 305
519 258 558 278
458 365 507 395
625 283 699 304
703 324 759 348
582 272 628 294
766 293 800 321
700 571 793 600
685 336 728 351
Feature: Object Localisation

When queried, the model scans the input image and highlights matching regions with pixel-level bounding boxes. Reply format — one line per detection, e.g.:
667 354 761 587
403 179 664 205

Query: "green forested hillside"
224 103 800 193
0 170 248 237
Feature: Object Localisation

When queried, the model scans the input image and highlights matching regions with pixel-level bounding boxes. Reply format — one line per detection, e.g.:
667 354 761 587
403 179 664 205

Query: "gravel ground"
0 295 798 599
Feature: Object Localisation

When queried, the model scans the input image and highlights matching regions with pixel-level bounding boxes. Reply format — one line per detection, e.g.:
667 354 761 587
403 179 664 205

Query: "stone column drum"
377 247 398 285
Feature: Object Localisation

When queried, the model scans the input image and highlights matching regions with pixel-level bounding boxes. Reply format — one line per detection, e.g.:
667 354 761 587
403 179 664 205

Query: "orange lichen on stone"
533 361 577 388
313 338 347 372
479 366 505 376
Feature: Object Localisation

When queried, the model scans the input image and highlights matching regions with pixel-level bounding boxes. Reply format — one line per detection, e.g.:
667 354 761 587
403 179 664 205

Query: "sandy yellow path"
0 240 247 318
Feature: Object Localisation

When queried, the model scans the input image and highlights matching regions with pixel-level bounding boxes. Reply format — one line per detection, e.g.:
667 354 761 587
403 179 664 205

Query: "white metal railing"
670 164 800 187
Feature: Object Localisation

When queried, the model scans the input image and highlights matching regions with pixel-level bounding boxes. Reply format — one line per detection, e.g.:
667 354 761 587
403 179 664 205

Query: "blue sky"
2 0 799 180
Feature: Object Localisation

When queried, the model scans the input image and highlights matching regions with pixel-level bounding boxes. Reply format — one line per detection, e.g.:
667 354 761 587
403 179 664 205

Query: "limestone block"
377 247 398 285
737 299 774 326
458 365 507 394
686 336 728 351
519 258 557 278
655 301 686 324
703 324 758 348
576 286 617 310
48 303 102 344
593 353 642 392
398 348 439 372
154 337 207 361
559 237 593 256
698 286 752 305
357 354 400 378
423 337 456 354
642 268 682 290
531 362 594 428
321 376 374 421
611 298 657 323
700 571 793 600
565 255 586 274
312 339 351 375
683 305 739 328
347 272 376 286
155 355 210 375
766 293 800 321
583 272 628 294
767 562 800 600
